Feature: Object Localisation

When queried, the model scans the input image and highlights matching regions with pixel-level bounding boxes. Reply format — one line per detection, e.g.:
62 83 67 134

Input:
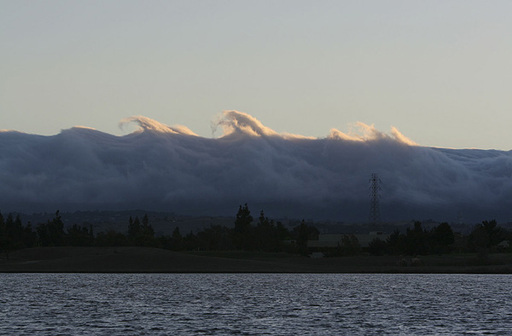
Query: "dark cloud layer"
1 111 511 223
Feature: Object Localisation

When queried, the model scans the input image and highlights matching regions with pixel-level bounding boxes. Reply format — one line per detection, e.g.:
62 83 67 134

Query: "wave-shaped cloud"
327 122 417 146
119 116 198 136
1 110 511 223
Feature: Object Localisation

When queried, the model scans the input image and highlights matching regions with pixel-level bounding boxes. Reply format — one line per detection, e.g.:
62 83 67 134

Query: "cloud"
391 127 417 146
119 116 197 136
328 122 417 145
215 110 278 137
213 110 313 140
0 111 511 223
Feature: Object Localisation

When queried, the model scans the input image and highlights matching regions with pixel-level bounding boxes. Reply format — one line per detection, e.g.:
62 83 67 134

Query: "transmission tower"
369 173 382 226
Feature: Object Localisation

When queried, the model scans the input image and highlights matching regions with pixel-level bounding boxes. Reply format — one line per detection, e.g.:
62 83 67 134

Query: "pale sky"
2 0 512 149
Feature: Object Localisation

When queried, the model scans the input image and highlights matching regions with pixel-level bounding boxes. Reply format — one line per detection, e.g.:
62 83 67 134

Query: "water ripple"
0 273 511 335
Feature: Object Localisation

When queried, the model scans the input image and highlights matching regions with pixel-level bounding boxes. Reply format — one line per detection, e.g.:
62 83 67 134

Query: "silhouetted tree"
127 215 155 246
23 222 37 248
234 204 254 250
36 211 65 246
0 212 8 257
171 227 184 250
183 232 199 250
8 215 24 248
234 204 252 233
128 216 141 241
386 229 405 255
2 214 20 253
368 238 387 256
197 225 233 250
254 211 280 251
430 222 455 254
67 224 94 246
294 220 319 256
139 214 155 246
0 212 37 257
482 220 504 247
338 234 361 256
468 220 504 253
404 221 428 255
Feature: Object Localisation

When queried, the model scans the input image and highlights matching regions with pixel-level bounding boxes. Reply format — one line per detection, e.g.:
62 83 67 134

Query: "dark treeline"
0 205 319 257
1 206 511 258
363 220 511 257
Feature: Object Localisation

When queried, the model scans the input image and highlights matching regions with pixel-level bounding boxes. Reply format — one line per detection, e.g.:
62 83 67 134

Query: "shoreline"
1 247 511 274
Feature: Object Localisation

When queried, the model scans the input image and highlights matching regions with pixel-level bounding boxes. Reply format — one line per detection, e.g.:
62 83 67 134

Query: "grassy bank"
1 247 511 273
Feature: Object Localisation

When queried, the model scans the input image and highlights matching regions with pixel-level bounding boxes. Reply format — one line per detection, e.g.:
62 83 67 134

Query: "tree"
275 221 291 252
183 232 199 250
404 221 428 255
140 214 155 246
255 211 279 251
295 220 320 256
368 238 386 256
23 222 37 248
233 204 254 250
482 220 503 247
170 227 184 250
127 215 155 246
0 213 37 256
128 216 141 241
196 225 233 250
67 224 94 246
386 229 405 255
297 220 308 255
36 211 65 247
430 222 455 254
0 212 8 257
9 215 25 248
339 234 361 256
234 204 252 233
468 219 504 253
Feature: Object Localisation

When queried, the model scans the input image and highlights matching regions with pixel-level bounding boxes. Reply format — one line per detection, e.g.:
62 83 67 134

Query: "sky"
2 0 512 150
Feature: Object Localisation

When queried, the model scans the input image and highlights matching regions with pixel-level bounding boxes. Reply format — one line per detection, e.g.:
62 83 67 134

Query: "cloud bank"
1 111 511 223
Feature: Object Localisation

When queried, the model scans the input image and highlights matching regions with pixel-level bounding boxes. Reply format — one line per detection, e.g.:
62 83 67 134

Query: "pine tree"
0 212 7 256
234 204 254 250
128 216 141 243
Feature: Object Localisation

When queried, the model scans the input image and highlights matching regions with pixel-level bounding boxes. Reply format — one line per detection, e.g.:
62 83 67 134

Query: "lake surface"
0 273 511 335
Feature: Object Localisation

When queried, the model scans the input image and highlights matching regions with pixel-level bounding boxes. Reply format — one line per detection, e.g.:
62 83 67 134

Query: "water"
0 274 511 335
